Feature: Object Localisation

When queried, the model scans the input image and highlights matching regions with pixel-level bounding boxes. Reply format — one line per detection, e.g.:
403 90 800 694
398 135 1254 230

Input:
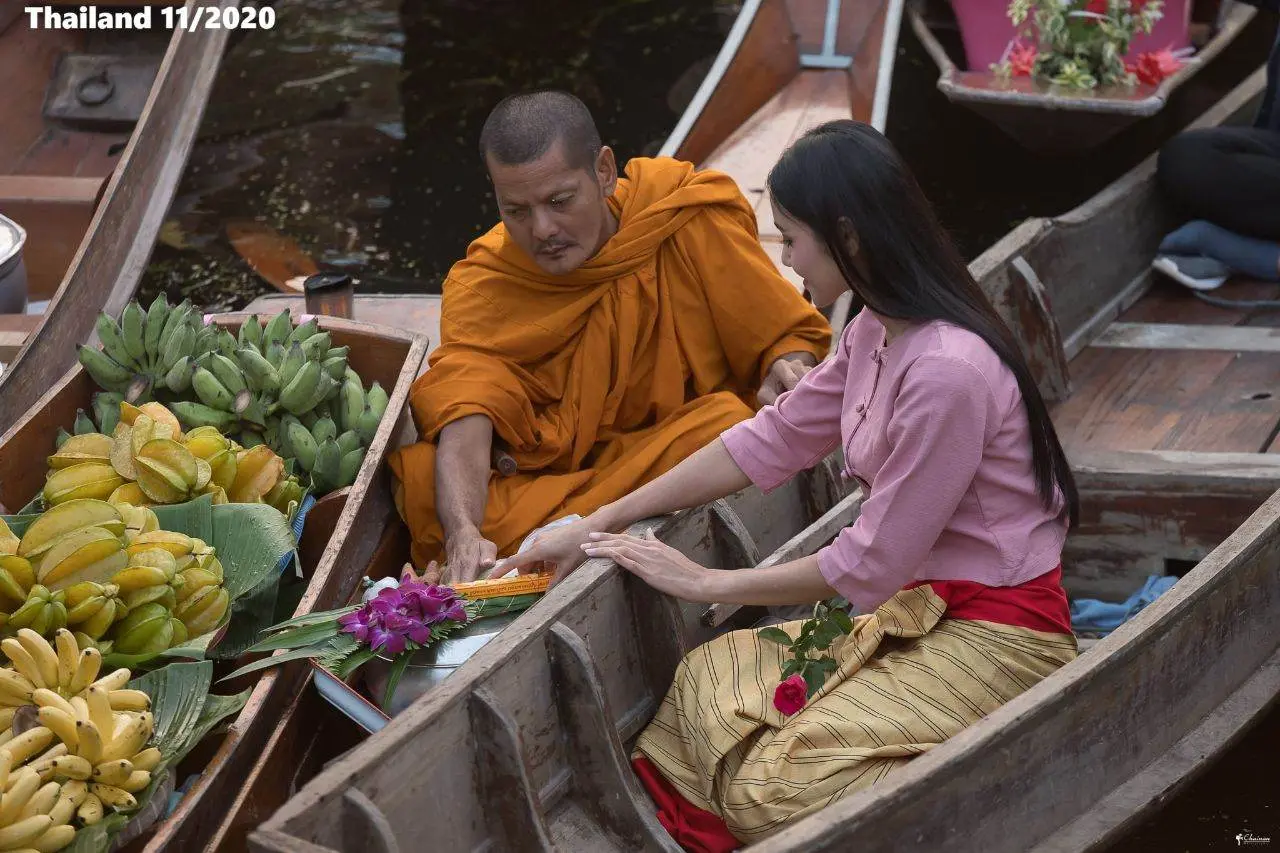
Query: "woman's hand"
581 531 721 603
496 514 612 585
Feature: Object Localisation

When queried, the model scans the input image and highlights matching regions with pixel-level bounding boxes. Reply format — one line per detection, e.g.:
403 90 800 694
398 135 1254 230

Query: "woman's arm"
504 342 851 582
581 532 837 605
500 438 750 581
595 438 751 530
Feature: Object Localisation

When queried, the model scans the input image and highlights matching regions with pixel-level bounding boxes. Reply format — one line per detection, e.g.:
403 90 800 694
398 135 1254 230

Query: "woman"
505 120 1080 850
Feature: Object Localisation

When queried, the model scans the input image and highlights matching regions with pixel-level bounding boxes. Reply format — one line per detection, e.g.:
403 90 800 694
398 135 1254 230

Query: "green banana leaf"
63 660 250 853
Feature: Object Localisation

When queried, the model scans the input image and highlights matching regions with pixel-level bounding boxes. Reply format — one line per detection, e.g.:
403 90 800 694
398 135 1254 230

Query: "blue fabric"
1069 575 1178 636
276 493 317 575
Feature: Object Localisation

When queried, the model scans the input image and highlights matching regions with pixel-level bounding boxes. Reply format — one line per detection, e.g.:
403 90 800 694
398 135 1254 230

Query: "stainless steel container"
361 611 523 716
0 214 29 314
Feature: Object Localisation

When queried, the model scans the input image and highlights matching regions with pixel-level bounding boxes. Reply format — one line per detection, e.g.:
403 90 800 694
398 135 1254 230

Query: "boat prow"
907 0 1257 153
0 0 234 435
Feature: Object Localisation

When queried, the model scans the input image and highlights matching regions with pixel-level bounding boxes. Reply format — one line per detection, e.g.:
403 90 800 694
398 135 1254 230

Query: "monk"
387 90 831 581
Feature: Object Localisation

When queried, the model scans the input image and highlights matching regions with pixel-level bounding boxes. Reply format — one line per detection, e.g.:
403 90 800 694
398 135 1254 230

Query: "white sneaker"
1152 254 1230 291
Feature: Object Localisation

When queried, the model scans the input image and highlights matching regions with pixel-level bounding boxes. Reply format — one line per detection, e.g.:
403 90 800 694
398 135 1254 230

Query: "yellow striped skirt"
633 585 1077 844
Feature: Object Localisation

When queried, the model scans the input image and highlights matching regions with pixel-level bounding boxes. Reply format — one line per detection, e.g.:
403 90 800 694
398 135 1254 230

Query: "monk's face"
487 142 619 275
771 200 849 309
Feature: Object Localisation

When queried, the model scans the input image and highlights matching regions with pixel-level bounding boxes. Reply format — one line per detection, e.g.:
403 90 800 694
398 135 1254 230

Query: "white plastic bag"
496 514 584 578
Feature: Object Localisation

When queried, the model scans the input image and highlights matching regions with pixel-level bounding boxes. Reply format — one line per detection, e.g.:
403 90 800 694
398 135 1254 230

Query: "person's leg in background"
1153 125 1280 287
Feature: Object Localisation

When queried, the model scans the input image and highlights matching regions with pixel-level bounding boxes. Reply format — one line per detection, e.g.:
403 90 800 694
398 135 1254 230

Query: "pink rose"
772 674 808 716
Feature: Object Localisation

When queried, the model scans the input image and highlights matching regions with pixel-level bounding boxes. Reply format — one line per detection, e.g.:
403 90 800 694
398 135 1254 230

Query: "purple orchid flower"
339 579 470 655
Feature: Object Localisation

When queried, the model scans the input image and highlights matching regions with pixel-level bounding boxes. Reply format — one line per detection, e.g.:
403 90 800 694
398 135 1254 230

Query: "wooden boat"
661 0 903 330
244 59 1280 853
906 0 1257 153
0 312 429 853
0 0 234 436
247 452 1280 853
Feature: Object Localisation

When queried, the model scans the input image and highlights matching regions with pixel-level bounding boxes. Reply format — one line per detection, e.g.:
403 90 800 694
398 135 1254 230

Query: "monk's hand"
758 353 817 407
446 528 498 583
581 530 716 602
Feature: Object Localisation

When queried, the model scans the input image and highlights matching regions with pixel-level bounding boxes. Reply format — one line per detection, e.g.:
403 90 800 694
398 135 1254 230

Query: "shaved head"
479 90 603 172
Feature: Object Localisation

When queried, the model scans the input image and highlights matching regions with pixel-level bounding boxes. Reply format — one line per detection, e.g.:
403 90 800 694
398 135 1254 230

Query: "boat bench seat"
0 175 105 302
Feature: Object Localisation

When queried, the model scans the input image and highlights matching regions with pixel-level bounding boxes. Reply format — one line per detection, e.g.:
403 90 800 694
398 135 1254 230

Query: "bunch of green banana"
186 311 386 495
76 301 391 497
76 295 207 404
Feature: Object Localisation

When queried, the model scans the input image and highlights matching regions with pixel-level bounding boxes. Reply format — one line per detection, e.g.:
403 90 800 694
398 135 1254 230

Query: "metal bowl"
361 611 522 716
0 214 27 315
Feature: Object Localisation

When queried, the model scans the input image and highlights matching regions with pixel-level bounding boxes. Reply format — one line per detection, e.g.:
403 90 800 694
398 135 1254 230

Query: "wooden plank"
1117 278 1279 326
1032 652 1280 852
0 175 103 203
752 70 852 242
547 624 680 851
1051 347 1280 454
0 25 81 169
846 0 888 122
245 293 443 359
703 71 825 193
1094 322 1280 352
1065 449 1280 599
968 221 1072 401
0 330 26 362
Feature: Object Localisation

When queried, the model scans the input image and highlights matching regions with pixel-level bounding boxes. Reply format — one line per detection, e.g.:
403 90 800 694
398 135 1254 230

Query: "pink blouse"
720 309 1068 613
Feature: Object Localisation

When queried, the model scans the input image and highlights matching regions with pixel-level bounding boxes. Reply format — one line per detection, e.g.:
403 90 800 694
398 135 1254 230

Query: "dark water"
137 0 731 309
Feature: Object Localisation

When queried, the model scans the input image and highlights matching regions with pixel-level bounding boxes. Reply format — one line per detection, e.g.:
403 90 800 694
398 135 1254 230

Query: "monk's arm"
594 438 750 531
436 414 497 568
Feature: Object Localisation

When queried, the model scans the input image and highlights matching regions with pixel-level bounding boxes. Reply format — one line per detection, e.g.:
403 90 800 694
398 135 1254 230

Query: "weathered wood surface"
908 0 1257 153
247 465 847 853
752 487 1280 852
1092 322 1280 353
248 443 1280 853
0 314 38 362
0 0 235 436
965 66 1268 406
1065 449 1280 599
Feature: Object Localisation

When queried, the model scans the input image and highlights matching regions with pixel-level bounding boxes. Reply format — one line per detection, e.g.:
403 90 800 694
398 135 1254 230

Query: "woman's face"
771 200 849 310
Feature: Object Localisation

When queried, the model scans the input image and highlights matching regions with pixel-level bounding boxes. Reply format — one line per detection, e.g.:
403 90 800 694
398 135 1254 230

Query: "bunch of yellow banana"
0 503 230 654
0 630 159 850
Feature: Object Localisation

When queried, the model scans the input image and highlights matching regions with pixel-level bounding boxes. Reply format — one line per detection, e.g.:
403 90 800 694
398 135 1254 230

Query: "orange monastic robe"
387 157 831 569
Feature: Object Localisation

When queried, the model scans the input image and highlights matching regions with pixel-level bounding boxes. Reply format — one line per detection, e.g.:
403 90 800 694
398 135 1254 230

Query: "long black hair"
768 120 1079 527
